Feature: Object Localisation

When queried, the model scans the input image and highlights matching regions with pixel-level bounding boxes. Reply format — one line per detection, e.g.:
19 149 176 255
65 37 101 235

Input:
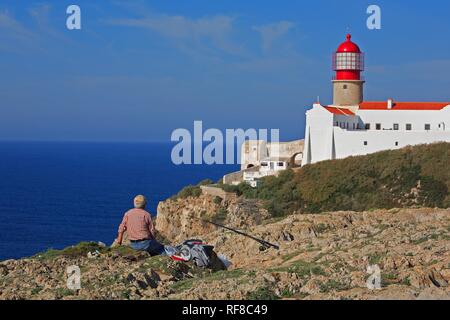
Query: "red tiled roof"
324 106 355 116
359 102 449 111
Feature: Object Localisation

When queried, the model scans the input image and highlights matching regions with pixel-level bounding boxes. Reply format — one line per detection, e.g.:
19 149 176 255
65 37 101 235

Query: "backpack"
167 239 226 271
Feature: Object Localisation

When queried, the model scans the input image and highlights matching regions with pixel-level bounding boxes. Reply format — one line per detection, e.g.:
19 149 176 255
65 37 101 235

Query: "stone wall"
222 170 244 185
241 139 304 170
200 185 236 200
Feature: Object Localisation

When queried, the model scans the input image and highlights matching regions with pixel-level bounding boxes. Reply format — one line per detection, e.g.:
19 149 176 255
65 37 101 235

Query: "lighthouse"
332 34 365 106
227 33 450 184
300 33 449 167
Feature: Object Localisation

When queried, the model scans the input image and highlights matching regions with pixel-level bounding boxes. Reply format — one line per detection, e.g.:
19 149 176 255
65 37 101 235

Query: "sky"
0 0 449 142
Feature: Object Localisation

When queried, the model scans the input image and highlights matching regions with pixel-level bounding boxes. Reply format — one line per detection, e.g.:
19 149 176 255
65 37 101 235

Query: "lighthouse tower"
332 34 365 106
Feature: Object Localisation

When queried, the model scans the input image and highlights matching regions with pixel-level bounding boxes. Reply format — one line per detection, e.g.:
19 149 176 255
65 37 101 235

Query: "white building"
302 34 450 166
243 157 292 187
221 140 303 186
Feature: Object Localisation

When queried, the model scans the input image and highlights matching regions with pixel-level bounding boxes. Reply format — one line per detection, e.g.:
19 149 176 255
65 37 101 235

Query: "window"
334 52 364 70
395 142 399 146
364 141 368 146
406 124 412 131
261 162 268 167
393 124 399 131
425 124 431 131
343 85 348 89
365 123 370 130
278 162 284 167
336 121 339 126
352 123 356 130
376 123 381 130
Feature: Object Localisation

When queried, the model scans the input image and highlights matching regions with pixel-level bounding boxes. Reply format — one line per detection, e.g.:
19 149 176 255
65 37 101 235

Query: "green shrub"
212 207 228 224
246 286 279 300
213 196 223 205
198 179 214 186
286 260 326 278
174 185 202 199
34 242 107 260
319 279 351 293
171 179 216 200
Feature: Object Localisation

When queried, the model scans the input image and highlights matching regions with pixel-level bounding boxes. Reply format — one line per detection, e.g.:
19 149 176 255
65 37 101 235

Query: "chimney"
387 98 394 109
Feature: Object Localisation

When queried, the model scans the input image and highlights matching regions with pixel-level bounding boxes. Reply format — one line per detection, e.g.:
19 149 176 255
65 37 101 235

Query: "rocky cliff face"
155 194 270 244
1 205 449 300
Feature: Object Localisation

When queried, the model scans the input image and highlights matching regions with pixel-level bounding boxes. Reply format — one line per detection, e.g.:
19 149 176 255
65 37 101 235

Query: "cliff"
1 206 449 300
155 193 270 243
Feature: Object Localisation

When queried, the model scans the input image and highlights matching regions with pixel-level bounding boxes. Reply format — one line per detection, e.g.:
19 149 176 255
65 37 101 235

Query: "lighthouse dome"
336 34 361 53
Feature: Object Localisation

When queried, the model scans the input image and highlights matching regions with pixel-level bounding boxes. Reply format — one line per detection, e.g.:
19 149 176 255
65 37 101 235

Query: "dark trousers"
130 239 165 256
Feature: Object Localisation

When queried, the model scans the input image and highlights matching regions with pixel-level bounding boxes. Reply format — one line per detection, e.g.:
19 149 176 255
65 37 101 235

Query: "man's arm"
117 214 128 245
147 213 156 238
117 232 124 246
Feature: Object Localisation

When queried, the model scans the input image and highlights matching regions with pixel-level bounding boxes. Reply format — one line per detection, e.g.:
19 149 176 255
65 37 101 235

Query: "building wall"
303 104 450 165
223 170 244 185
357 109 450 131
240 140 268 170
241 139 304 170
303 104 335 165
333 129 450 159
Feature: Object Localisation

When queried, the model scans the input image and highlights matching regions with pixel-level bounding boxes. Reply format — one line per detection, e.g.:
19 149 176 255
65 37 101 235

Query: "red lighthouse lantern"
333 34 364 80
332 34 365 106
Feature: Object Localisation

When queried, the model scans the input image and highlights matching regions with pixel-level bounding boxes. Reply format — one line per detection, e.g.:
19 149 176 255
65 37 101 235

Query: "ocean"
0 142 239 260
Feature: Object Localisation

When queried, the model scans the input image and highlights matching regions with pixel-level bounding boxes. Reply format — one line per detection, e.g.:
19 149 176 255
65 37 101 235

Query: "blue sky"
0 0 449 142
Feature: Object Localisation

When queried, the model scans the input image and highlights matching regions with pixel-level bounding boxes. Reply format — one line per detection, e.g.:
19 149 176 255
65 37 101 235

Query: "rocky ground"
0 194 449 300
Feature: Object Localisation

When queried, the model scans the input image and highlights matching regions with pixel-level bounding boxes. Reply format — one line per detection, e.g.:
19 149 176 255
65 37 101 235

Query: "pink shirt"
118 208 155 241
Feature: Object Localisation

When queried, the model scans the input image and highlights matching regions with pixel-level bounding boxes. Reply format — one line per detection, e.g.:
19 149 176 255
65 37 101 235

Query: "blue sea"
0 142 239 260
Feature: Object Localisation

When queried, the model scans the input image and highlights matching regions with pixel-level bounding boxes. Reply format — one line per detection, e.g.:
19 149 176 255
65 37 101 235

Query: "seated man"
117 195 165 256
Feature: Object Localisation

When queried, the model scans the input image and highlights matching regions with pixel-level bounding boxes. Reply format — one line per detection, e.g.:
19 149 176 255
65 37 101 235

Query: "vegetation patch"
319 279 351 293
400 277 411 286
31 286 43 295
213 196 223 205
281 251 302 262
220 143 450 217
246 286 279 300
142 255 173 273
110 245 139 256
33 242 108 260
381 272 399 287
171 179 214 200
169 269 246 293
55 288 74 298
212 207 228 224
368 253 384 265
272 259 326 278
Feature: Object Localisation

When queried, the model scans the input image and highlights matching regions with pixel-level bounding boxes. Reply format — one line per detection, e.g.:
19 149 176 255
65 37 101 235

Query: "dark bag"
170 239 226 271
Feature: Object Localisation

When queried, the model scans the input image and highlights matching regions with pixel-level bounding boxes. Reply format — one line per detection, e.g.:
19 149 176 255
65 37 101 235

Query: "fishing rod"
202 219 280 250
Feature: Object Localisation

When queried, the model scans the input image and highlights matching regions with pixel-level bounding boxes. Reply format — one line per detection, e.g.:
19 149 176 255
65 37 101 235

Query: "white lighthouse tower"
332 34 365 107
302 34 450 166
